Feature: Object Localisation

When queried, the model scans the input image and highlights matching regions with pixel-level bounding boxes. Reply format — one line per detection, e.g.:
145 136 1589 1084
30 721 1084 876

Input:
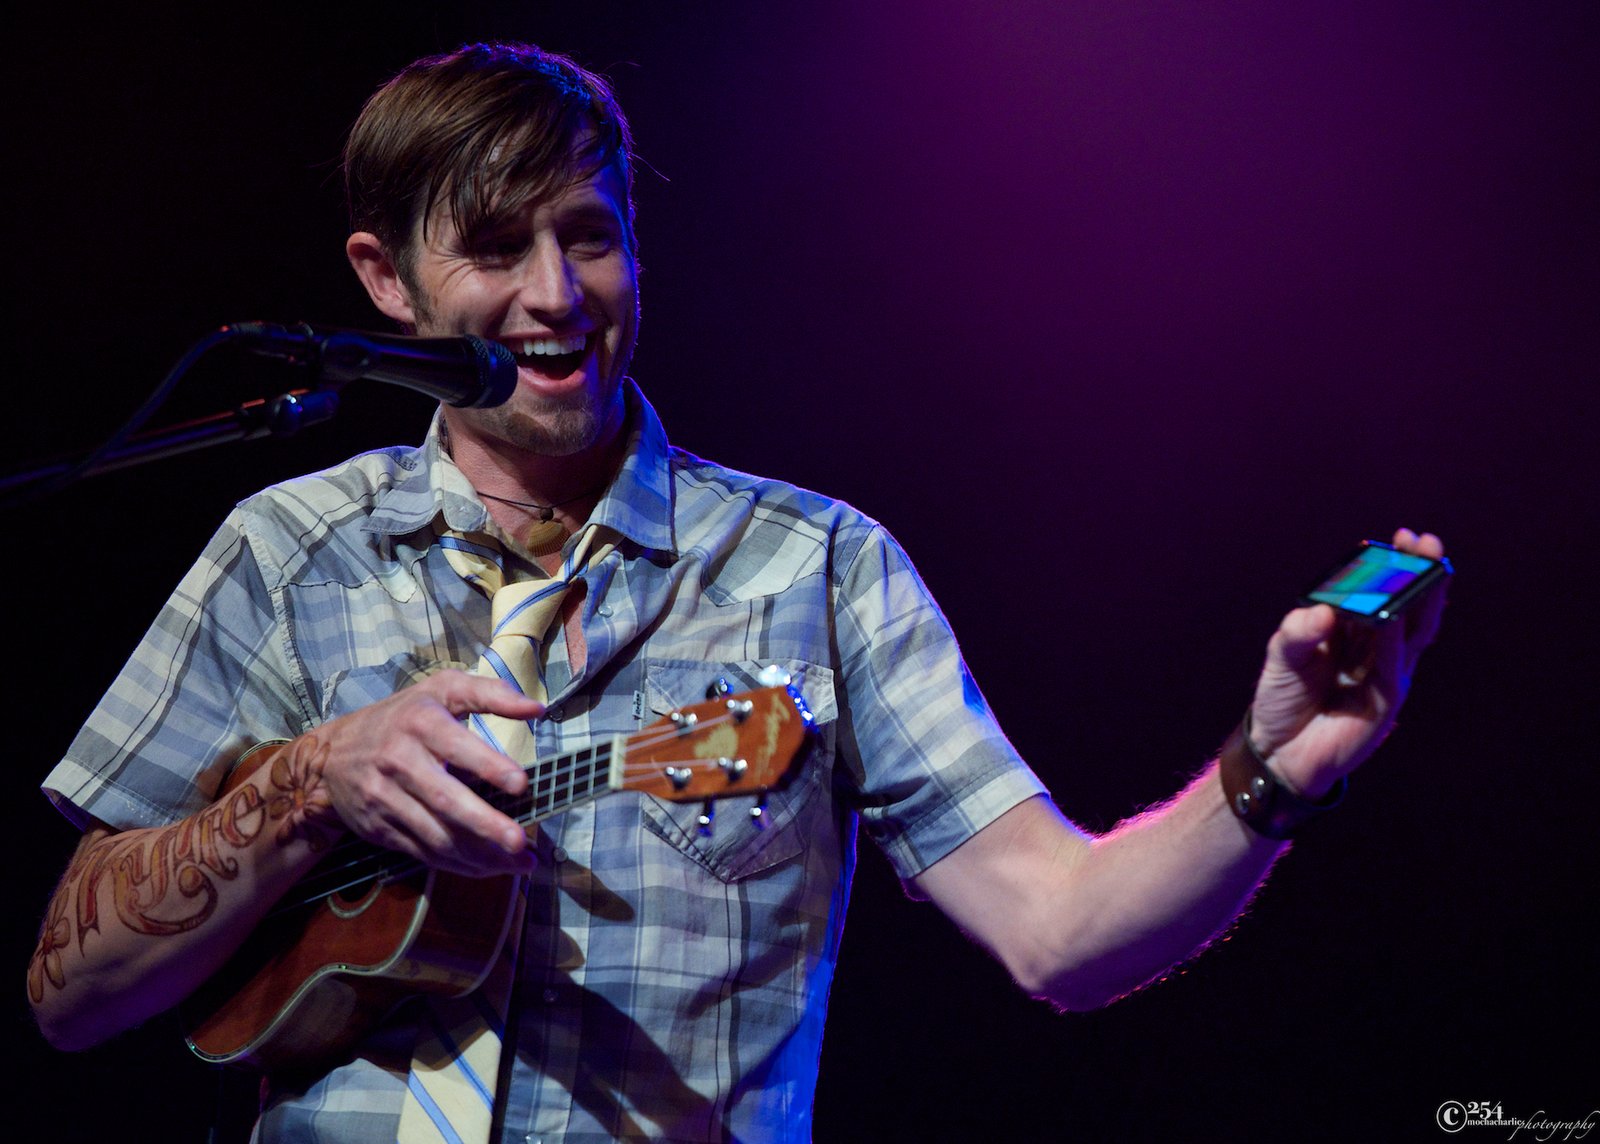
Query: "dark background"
8 2 1595 1140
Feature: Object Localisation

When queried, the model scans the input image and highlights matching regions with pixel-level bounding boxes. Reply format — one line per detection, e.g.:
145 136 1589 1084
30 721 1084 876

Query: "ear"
346 232 418 327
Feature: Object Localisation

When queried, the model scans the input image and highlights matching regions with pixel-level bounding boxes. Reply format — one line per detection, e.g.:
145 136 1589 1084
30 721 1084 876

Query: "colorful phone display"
1302 541 1451 623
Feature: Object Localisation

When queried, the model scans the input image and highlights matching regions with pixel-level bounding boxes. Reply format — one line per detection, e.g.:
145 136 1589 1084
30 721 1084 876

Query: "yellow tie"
397 524 614 1144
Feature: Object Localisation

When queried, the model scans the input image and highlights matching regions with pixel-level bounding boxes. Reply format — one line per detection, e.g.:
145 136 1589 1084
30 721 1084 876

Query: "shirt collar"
363 380 677 556
593 381 676 555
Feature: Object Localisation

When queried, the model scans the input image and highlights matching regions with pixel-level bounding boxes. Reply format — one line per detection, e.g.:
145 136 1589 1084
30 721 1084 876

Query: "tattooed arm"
29 735 346 1050
30 671 543 1051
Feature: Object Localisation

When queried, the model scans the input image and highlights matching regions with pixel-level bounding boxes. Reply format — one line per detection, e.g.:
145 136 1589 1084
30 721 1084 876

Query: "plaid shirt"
45 384 1046 1143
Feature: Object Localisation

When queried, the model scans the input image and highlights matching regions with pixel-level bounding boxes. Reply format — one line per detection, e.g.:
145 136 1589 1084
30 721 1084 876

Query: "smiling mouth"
506 333 592 379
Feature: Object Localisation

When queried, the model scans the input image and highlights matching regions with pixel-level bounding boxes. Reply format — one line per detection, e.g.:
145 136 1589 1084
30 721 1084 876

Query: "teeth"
517 334 587 357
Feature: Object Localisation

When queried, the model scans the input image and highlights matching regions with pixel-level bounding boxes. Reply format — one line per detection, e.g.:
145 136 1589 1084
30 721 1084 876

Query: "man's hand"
309 670 546 876
28 670 540 1049
904 527 1450 1011
1248 527 1448 799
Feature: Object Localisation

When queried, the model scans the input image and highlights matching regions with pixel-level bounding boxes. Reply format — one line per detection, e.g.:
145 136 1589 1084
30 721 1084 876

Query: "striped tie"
397 524 614 1144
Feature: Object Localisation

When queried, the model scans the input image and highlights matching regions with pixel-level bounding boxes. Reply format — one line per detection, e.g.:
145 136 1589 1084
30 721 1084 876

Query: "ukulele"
183 683 811 1071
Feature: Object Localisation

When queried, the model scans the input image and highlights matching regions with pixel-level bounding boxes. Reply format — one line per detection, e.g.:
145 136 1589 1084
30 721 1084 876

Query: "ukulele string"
260 705 771 919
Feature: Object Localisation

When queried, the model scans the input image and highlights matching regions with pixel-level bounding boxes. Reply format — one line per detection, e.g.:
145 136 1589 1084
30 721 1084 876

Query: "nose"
516 235 582 321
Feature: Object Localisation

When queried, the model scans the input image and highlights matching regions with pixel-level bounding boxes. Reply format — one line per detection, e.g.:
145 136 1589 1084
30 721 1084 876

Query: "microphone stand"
0 327 340 510
2 389 339 490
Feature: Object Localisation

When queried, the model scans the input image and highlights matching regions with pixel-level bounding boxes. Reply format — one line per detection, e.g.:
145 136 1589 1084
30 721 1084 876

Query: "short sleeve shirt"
44 383 1047 1143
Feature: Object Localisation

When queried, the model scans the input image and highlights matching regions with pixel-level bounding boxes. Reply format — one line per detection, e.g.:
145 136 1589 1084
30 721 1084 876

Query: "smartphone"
1301 540 1452 623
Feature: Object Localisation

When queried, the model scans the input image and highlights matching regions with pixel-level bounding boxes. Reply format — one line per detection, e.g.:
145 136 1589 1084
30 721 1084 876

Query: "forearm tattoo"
266 735 342 850
28 734 342 1002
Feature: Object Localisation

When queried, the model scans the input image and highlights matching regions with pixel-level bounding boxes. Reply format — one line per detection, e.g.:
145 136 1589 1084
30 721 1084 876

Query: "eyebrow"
466 190 623 236
552 196 625 226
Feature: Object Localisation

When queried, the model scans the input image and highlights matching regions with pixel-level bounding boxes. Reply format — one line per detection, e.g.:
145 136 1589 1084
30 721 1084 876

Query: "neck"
441 415 628 544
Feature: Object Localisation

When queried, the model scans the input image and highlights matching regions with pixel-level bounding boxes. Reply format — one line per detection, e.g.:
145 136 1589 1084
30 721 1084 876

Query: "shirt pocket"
317 652 469 722
636 657 836 883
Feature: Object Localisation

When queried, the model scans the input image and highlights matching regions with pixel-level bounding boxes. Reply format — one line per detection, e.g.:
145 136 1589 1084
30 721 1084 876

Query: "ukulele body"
182 743 517 1071
181 684 807 1072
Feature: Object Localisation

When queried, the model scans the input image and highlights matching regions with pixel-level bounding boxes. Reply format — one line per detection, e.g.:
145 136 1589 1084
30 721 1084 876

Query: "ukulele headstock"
620 683 811 802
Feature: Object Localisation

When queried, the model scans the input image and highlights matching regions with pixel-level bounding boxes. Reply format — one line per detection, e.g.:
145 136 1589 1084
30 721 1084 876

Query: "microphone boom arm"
1 319 508 508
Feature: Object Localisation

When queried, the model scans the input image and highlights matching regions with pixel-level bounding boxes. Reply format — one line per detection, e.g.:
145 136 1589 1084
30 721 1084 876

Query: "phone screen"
1304 543 1448 621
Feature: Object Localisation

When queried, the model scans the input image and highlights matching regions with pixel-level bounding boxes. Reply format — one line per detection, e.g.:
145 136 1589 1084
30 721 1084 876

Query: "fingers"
425 670 547 723
410 670 547 795
1251 605 1338 754
1270 603 1337 671
1390 526 1449 657
386 762 536 875
324 737 536 875
314 670 545 876
1250 531 1449 786
1392 526 1445 561
1266 604 1383 703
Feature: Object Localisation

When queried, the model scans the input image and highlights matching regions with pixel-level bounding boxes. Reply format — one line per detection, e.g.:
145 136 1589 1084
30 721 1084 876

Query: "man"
29 42 1446 1143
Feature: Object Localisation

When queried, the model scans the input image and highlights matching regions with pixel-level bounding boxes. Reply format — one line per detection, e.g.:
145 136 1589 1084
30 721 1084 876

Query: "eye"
465 232 528 264
565 225 621 258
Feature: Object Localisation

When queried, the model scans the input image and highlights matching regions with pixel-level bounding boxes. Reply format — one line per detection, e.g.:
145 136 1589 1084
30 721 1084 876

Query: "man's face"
403 163 639 460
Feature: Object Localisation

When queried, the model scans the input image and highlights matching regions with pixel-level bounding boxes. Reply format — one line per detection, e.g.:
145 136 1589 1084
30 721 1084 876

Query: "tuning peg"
697 802 714 837
704 677 734 700
748 794 768 830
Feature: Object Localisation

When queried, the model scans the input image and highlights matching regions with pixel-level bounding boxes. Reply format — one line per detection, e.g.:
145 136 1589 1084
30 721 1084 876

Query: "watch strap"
1219 712 1347 840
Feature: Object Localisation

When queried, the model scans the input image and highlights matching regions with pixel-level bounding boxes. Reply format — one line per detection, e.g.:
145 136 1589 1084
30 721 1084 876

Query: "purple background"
9 3 1596 1139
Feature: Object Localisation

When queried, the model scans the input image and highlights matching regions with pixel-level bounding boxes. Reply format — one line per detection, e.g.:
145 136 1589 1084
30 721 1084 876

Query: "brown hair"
343 42 635 286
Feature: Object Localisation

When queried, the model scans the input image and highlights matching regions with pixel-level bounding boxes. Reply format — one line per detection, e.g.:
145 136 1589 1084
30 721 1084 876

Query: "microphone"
226 321 517 408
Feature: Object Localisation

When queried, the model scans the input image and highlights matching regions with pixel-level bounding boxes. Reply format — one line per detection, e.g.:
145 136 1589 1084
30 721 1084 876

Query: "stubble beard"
409 295 632 459
475 381 625 458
